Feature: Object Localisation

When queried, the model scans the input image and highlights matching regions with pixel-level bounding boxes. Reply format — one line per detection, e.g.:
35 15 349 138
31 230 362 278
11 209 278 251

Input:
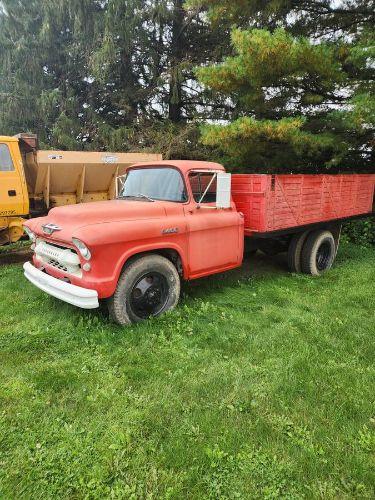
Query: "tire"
287 231 309 273
108 254 180 325
301 230 336 276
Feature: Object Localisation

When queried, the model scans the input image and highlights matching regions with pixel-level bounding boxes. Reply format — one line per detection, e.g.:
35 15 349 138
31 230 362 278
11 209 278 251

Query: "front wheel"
108 254 181 325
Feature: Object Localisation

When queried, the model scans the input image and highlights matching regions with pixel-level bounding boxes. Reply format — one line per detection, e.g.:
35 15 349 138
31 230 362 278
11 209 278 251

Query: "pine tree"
190 0 375 172
0 1 47 136
0 0 105 148
89 1 229 125
0 0 229 155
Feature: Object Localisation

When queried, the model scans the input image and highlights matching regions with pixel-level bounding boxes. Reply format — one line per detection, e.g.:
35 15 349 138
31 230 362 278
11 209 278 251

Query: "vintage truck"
23 160 375 325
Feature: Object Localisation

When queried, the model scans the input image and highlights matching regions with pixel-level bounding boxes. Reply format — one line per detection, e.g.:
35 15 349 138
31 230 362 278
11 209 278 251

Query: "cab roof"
0 135 18 142
129 160 225 174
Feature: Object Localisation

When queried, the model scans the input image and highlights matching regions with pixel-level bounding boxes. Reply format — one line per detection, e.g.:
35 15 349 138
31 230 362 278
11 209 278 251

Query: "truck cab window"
189 172 217 203
119 167 187 202
0 144 14 172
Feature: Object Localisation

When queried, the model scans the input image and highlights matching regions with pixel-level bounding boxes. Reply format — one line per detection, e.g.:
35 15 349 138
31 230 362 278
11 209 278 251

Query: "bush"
342 218 375 247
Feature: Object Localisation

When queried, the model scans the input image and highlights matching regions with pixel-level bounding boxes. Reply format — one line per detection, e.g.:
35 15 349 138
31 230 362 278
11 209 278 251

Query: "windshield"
118 167 187 202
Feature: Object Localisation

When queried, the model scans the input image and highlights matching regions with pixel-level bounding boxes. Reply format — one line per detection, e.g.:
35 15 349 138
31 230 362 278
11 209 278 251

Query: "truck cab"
23 161 244 324
0 136 29 244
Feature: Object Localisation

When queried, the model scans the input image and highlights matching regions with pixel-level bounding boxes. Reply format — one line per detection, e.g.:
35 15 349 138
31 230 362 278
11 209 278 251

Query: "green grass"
0 243 374 499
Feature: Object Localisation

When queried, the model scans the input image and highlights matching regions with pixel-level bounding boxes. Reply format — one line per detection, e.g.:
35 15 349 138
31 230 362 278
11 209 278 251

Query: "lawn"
0 243 374 499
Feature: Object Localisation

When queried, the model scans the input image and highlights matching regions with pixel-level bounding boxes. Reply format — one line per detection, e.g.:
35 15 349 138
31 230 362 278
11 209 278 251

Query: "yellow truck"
0 134 162 245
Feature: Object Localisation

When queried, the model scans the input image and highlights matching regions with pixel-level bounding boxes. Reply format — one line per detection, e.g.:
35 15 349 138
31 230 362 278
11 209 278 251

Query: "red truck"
23 161 375 325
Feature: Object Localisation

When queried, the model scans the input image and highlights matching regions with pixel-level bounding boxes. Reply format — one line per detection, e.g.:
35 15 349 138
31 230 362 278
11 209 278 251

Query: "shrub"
342 218 375 247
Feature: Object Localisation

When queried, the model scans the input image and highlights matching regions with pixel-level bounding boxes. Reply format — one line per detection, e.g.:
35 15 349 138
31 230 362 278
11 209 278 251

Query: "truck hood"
29 200 167 236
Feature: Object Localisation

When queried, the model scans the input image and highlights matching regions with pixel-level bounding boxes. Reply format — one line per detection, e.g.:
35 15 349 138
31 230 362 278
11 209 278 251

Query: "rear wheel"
108 254 180 325
287 231 309 273
301 230 336 276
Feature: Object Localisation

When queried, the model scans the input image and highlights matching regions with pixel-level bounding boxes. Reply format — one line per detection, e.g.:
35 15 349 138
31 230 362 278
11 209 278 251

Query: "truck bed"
231 174 375 235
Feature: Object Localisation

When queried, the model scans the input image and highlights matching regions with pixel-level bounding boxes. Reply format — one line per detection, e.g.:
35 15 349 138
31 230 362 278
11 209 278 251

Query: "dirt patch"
0 248 32 266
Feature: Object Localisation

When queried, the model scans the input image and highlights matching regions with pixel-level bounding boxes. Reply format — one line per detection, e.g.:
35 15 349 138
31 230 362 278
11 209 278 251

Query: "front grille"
35 239 82 277
47 259 69 273
43 241 73 251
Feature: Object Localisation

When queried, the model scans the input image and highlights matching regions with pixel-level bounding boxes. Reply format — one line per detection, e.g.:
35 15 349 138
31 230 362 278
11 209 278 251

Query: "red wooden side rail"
232 174 375 235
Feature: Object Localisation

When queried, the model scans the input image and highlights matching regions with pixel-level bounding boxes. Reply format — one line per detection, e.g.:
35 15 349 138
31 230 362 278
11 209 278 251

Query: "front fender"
74 219 189 298
115 242 188 281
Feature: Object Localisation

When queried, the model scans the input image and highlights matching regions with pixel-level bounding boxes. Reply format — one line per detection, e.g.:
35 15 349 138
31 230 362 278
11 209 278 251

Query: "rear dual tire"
287 231 309 273
301 230 336 276
108 254 180 325
288 229 336 276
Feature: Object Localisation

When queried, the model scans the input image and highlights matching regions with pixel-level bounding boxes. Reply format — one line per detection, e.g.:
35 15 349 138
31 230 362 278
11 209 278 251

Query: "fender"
108 242 188 296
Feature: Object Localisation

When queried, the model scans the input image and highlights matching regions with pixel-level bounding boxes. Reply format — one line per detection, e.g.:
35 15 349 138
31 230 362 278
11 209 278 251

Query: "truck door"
184 171 242 277
0 141 28 218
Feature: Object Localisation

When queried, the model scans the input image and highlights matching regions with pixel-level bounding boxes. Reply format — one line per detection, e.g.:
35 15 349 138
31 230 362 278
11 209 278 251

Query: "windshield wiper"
136 193 155 202
118 194 155 202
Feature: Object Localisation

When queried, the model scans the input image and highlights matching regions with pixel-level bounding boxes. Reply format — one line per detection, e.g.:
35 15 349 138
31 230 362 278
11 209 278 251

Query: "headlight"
72 237 91 260
23 226 36 242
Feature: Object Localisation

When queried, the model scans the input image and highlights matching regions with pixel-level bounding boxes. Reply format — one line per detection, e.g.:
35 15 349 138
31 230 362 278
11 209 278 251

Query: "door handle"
8 190 17 197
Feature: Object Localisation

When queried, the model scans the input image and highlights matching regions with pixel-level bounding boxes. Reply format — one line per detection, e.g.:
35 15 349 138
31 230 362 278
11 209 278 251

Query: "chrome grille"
34 240 82 277
47 259 69 272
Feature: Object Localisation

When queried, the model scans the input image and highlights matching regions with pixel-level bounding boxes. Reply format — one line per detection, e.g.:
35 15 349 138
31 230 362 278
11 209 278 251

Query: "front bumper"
23 262 99 309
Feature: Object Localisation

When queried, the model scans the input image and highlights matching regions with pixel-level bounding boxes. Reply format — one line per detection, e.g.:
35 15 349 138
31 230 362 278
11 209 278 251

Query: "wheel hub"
316 241 332 271
130 272 169 319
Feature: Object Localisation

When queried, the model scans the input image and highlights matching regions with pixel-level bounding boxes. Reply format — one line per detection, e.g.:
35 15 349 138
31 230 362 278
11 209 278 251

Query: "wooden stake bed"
231 173 375 235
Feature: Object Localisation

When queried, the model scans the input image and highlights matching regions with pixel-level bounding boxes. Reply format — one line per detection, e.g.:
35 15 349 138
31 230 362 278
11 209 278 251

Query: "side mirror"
216 172 232 209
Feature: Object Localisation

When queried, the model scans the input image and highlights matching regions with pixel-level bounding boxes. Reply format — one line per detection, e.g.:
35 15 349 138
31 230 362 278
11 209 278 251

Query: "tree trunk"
168 0 184 123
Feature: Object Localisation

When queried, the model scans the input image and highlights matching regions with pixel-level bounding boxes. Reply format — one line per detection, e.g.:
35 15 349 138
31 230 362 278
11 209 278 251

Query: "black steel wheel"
315 241 332 271
129 272 169 319
108 254 180 325
301 230 336 276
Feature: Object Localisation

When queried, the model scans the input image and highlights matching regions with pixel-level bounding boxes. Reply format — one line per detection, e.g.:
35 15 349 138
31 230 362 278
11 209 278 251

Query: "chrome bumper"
23 262 99 309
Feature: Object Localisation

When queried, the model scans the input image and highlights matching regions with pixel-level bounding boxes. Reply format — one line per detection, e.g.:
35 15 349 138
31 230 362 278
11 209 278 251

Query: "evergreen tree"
88 0 229 142
0 0 229 155
0 0 105 148
1 0 373 167
0 1 47 136
189 0 375 172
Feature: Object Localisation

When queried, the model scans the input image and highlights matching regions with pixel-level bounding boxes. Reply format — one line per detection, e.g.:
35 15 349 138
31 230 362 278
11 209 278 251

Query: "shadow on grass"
180 242 373 301
181 251 290 301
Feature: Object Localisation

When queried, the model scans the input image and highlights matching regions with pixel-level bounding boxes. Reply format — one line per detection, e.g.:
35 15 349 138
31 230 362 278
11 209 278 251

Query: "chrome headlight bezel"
72 237 92 261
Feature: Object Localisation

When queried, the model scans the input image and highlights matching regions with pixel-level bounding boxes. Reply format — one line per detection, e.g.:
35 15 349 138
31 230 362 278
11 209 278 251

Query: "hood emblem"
42 223 62 235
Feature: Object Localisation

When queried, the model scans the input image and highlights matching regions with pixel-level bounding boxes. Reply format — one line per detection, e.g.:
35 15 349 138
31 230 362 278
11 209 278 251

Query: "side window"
0 144 15 172
189 172 217 203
